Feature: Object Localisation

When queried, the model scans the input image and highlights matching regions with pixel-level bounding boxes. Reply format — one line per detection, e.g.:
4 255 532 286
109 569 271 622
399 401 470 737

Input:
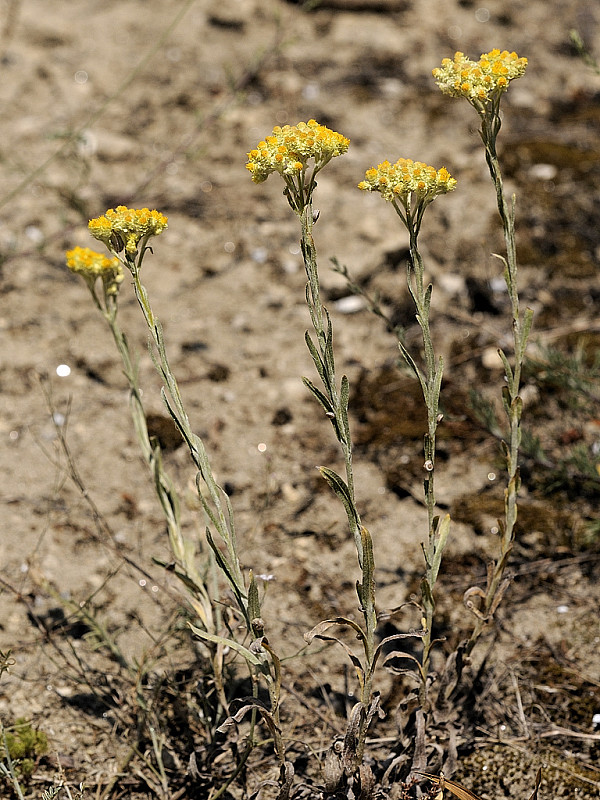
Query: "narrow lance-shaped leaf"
194 471 221 535
305 616 366 644
323 308 336 385
491 250 512 294
340 374 351 446
430 513 451 586
304 331 327 387
318 466 359 529
420 576 435 612
423 282 433 317
248 571 261 622
306 284 320 337
261 639 282 712
160 387 193 453
382 648 426 680
417 313 435 374
399 341 427 397
406 264 418 308
498 349 514 396
420 541 432 570
489 575 512 617
372 630 425 673
432 355 444 413
501 384 511 418
217 698 285 760
223 489 238 555
304 618 366 690
302 377 334 416
519 307 534 362
358 526 375 612
188 624 262 666
205 528 249 623
510 394 523 424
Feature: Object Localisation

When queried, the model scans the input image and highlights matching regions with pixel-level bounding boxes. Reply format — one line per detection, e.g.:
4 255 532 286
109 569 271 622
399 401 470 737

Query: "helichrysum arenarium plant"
65 241 216 635
246 120 462 786
333 49 530 780
248 120 385 779
357 157 456 714
64 47 531 797
68 208 289 784
432 49 532 659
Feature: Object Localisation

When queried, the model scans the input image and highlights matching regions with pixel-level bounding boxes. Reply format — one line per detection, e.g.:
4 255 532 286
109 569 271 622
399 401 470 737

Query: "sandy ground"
1 0 600 797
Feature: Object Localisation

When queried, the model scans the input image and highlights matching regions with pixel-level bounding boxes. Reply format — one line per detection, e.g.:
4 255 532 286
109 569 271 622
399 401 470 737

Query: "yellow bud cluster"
88 206 168 254
432 49 527 103
65 246 124 294
358 158 457 204
246 119 349 184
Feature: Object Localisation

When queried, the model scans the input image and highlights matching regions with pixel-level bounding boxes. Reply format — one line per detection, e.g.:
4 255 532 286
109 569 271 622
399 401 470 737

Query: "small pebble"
333 295 366 314
528 163 557 181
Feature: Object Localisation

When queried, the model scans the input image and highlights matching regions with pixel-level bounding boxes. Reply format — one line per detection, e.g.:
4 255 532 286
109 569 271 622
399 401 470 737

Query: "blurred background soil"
0 0 599 797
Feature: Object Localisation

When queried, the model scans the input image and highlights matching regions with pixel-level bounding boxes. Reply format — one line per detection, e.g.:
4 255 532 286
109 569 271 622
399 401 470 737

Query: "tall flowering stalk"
68 209 288 776
433 50 532 653
358 159 456 708
66 244 223 630
65 243 234 704
248 121 386 771
85 206 247 598
248 122 363 562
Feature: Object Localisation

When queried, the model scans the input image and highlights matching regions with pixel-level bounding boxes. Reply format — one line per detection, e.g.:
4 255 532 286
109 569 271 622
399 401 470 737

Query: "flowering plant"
63 46 533 797
65 246 123 297
433 50 532 657
246 119 349 212
358 157 456 235
88 205 168 255
432 49 527 110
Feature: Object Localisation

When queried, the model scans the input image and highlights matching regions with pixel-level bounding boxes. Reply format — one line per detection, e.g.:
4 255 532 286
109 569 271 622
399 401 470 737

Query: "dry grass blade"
527 768 542 800
414 772 484 800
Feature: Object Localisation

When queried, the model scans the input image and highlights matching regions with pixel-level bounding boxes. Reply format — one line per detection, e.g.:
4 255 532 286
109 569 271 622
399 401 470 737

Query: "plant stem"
299 203 378 760
126 247 246 597
300 204 362 566
402 221 445 704
94 282 218 634
465 112 532 653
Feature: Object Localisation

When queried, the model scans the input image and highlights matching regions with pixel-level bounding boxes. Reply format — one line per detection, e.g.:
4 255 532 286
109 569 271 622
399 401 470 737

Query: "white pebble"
333 295 366 314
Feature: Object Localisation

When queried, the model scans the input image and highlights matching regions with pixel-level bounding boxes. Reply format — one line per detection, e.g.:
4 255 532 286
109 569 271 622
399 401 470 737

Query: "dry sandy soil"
1 0 600 798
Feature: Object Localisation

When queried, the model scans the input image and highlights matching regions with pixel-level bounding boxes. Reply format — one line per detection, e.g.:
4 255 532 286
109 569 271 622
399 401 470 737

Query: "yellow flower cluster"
432 49 527 103
358 158 457 204
88 206 168 254
66 246 124 293
246 119 350 184
66 247 123 278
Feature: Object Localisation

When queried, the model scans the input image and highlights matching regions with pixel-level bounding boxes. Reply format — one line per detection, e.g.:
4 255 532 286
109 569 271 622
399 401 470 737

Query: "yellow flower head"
66 246 124 294
88 206 168 255
432 49 527 104
246 119 350 184
358 158 457 205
